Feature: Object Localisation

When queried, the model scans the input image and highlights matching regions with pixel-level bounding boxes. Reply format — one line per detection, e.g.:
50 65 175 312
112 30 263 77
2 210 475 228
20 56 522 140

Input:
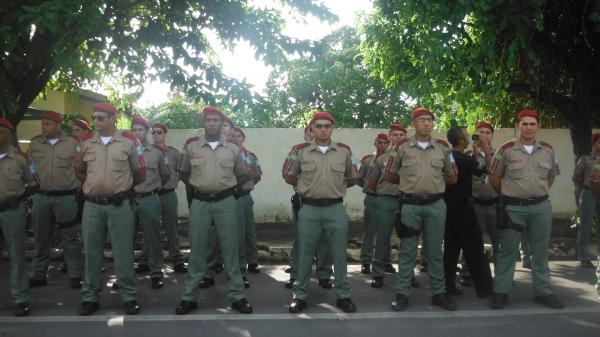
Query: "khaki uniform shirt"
241 149 262 192
0 146 38 202
75 132 146 196
161 146 181 190
370 148 400 196
178 135 248 194
386 136 457 195
358 153 377 194
573 153 599 190
489 138 560 199
282 139 358 199
134 143 170 193
28 132 81 192
471 148 498 200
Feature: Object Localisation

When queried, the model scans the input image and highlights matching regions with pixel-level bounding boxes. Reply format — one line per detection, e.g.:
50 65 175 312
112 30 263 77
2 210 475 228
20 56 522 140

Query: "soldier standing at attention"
370 124 418 288
572 132 600 269
71 119 92 140
285 126 334 289
489 109 563 310
151 122 187 273
175 106 252 315
282 111 358 314
0 119 38 316
128 116 170 289
75 102 146 316
358 133 389 274
28 111 84 290
383 108 458 311
231 127 263 274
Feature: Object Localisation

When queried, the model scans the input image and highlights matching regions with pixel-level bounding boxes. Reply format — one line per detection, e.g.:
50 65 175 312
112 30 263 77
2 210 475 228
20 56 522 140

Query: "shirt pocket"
111 152 129 172
331 162 346 180
300 161 317 183
30 151 45 167
507 161 526 180
56 154 74 168
430 159 444 174
400 159 418 176
219 160 235 184
535 161 551 180
4 169 22 191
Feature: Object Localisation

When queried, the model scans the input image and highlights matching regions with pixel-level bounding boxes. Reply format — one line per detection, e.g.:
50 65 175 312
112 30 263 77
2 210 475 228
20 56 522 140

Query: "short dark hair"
447 126 466 147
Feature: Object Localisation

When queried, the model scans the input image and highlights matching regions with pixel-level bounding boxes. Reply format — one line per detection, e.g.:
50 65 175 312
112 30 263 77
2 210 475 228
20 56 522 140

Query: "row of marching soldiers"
0 104 262 316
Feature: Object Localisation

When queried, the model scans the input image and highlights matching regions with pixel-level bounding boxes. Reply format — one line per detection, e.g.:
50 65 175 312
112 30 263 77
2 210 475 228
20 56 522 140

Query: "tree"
361 0 600 156
0 0 335 127
264 27 412 128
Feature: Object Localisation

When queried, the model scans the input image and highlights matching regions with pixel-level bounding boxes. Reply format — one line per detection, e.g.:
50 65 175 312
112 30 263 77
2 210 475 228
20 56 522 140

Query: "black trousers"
443 200 493 297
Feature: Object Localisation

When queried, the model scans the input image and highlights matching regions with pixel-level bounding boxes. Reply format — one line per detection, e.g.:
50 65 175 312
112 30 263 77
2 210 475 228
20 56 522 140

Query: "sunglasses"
313 123 333 129
151 130 164 135
376 140 390 145
92 115 107 121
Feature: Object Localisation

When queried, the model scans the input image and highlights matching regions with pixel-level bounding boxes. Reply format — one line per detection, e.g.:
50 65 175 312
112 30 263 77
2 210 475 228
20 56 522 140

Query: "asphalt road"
0 261 599 337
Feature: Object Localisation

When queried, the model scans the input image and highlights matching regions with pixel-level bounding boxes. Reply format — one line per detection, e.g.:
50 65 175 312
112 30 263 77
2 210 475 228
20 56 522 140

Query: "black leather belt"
193 187 235 202
473 197 498 206
366 192 378 197
38 189 78 197
400 193 444 205
238 190 251 197
302 197 343 207
158 188 175 195
379 194 399 198
135 190 156 198
85 192 129 206
502 195 548 206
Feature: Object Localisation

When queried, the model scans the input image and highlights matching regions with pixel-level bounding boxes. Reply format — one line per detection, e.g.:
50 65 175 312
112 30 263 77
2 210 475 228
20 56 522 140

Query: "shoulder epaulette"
361 154 374 161
167 145 179 152
396 138 410 146
152 144 166 153
539 141 554 150
120 131 136 141
336 142 352 152
184 136 200 146
31 134 44 142
498 140 516 152
80 132 94 142
435 138 450 147
293 142 311 150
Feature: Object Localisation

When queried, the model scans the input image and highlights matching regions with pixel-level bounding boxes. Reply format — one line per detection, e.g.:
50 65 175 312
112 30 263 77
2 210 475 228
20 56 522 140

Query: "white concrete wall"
164 128 592 221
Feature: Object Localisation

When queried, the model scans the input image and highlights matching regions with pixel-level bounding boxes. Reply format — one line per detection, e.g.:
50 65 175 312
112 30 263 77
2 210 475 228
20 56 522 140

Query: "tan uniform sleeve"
177 144 192 175
443 148 458 176
251 153 263 177
158 150 170 182
385 144 402 174
489 147 507 177
345 149 358 181
282 146 301 180
548 149 560 177
129 139 146 171
358 157 370 180
233 149 250 182
20 153 39 187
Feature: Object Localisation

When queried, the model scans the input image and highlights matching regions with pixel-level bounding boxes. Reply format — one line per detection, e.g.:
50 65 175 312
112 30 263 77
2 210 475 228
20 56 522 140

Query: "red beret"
376 133 389 141
517 109 538 122
593 133 600 144
74 119 91 131
389 124 406 132
42 110 63 123
202 106 225 119
92 102 118 115
131 116 150 129
152 122 168 133
310 111 335 124
475 121 494 132
412 107 434 120
233 126 245 138
223 116 235 127
0 119 14 130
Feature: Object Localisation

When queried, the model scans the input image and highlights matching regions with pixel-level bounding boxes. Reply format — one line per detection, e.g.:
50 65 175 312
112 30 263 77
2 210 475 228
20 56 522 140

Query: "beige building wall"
165 128 589 222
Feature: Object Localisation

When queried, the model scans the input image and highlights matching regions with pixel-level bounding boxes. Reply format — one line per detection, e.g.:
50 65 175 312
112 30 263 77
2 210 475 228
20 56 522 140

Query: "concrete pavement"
0 261 599 337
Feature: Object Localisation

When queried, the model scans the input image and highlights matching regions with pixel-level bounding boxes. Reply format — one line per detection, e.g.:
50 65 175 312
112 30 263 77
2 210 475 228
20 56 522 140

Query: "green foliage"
61 113 88 134
0 0 335 125
264 27 412 128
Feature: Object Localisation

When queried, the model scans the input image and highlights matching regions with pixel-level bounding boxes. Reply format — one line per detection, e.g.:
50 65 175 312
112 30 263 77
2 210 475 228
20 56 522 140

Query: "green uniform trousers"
81 201 137 303
473 203 499 262
578 188 600 261
30 193 83 280
159 191 184 266
203 227 222 279
135 194 164 278
182 196 246 302
290 209 333 281
238 193 258 266
0 203 30 304
493 199 553 295
293 203 350 301
372 195 397 277
359 194 378 265
396 199 446 296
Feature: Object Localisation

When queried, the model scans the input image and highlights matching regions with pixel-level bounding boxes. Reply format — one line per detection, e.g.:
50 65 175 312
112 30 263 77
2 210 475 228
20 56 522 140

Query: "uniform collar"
0 145 17 160
89 131 123 144
514 137 542 153
40 131 67 144
199 135 228 148
408 136 436 149
308 139 338 152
